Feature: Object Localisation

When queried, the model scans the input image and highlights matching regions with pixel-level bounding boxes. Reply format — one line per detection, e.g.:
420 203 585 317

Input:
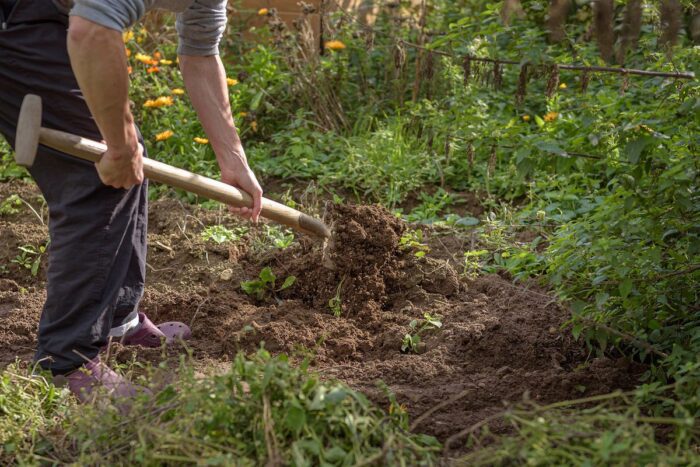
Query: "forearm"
179 55 245 165
67 16 138 154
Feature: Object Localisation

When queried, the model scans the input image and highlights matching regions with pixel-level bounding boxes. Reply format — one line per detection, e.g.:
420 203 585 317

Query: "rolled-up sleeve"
176 0 227 56
70 0 146 31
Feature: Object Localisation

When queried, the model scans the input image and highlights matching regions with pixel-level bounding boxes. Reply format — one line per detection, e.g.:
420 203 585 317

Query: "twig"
410 389 471 431
399 40 696 80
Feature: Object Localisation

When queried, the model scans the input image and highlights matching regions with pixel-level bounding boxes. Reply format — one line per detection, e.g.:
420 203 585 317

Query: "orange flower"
155 130 174 141
147 66 159 73
193 137 209 144
125 47 131 57
543 111 559 123
325 40 346 51
258 8 268 15
154 51 161 59
144 96 174 108
127 66 133 74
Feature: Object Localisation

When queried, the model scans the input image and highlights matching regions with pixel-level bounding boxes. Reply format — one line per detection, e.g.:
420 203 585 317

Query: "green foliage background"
1 0 699 462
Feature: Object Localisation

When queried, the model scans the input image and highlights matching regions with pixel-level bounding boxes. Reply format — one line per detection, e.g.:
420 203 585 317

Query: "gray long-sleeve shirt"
59 0 226 56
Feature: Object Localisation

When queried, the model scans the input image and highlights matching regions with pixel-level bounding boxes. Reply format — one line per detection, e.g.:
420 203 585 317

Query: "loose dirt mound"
0 181 645 454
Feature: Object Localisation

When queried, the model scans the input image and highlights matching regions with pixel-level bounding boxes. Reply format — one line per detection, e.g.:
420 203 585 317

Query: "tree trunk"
594 0 615 63
659 0 682 51
616 0 642 64
547 0 571 43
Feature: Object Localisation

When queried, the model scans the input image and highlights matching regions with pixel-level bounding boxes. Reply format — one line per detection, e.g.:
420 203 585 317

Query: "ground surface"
0 180 645 453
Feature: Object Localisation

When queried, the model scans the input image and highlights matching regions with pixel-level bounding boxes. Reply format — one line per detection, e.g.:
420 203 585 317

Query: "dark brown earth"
0 180 645 454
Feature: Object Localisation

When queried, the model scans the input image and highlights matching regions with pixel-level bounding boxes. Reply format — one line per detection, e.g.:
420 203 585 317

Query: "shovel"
15 94 331 239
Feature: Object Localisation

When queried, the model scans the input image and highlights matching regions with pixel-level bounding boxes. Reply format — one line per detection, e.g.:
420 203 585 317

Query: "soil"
0 180 645 456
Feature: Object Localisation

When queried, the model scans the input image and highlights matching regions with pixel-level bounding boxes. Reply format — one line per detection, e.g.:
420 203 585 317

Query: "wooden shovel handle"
38 127 331 239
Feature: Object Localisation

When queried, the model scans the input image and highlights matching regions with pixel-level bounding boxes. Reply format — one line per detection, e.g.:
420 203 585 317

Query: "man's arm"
67 16 143 189
179 55 263 222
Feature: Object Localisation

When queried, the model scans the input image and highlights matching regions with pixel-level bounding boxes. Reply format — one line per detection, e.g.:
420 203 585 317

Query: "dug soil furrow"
0 181 644 452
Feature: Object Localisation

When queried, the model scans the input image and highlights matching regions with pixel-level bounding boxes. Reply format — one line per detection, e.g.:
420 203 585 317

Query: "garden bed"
0 180 644 455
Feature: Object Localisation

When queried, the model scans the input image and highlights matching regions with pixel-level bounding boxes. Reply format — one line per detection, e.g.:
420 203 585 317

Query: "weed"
241 266 296 301
463 250 489 279
328 277 345 317
0 194 21 216
265 225 295 249
11 242 48 277
201 224 248 244
399 228 430 258
401 312 443 353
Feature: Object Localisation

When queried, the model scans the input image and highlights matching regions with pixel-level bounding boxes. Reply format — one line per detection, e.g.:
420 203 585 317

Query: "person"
0 0 263 401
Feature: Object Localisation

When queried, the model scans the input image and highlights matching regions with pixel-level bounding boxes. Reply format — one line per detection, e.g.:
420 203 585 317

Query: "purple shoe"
122 312 192 348
66 357 139 403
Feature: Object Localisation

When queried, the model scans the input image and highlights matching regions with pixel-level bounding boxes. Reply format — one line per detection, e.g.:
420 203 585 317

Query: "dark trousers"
0 0 148 374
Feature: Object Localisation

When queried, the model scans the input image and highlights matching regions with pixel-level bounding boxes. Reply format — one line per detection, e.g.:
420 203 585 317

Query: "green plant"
463 249 489 279
264 224 295 249
401 313 443 353
399 228 430 258
328 277 345 317
241 266 296 301
1 351 441 465
0 194 21 216
11 242 48 277
201 224 247 244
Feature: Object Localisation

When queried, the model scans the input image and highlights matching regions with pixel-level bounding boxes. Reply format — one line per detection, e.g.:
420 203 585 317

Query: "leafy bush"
0 351 440 465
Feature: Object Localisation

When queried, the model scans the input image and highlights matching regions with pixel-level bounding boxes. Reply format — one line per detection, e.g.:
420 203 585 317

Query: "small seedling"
401 312 442 353
463 250 489 279
399 229 430 258
328 277 345 317
0 194 22 216
12 241 49 277
201 225 248 244
241 266 296 301
265 225 295 249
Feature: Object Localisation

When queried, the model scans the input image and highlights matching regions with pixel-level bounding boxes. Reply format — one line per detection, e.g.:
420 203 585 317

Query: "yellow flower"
325 40 346 51
522 115 531 122
193 137 209 144
159 59 173 65
250 121 258 132
122 30 134 43
171 88 185 95
258 8 268 15
238 112 248 117
125 47 131 57
135 53 158 65
226 78 239 86
155 130 174 142
144 96 174 108
559 82 567 89
543 111 559 123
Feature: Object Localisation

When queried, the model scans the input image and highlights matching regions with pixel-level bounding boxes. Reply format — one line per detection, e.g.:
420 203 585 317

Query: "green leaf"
284 403 307 433
624 136 652 164
241 280 262 295
279 275 296 291
619 278 633 299
250 90 264 111
259 267 276 284
534 140 566 156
